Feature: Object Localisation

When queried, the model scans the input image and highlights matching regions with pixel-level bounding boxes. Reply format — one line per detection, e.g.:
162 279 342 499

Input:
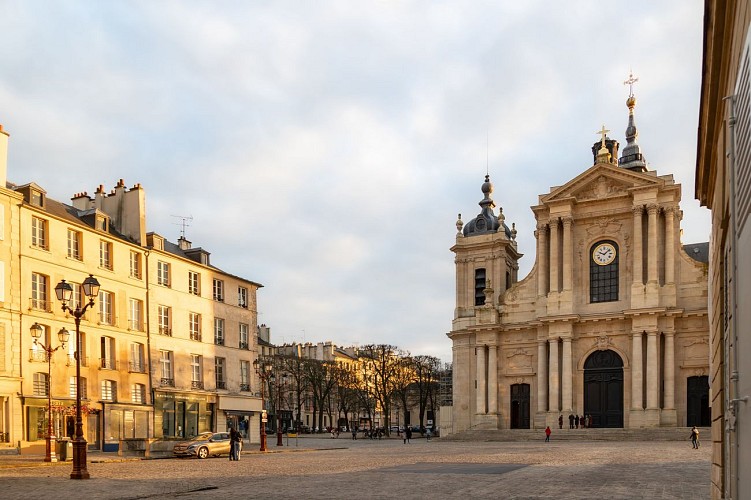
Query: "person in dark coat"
229 426 241 461
558 414 563 429
568 413 574 429
575 415 580 429
404 427 412 444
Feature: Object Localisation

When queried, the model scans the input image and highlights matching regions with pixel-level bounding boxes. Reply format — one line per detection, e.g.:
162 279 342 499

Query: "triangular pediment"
541 163 662 204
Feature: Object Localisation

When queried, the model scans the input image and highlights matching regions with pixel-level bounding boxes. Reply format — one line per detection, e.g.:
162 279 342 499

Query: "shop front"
24 397 100 452
218 395 261 444
100 402 153 452
154 391 215 439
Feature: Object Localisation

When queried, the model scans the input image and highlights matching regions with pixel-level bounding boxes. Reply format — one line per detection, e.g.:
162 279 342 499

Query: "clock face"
592 243 616 266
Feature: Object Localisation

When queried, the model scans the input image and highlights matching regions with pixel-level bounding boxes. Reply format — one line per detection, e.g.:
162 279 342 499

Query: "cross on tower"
624 71 639 97
596 124 610 148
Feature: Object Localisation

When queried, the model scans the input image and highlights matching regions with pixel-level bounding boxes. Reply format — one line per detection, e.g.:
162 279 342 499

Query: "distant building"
695 1 751 498
448 91 709 433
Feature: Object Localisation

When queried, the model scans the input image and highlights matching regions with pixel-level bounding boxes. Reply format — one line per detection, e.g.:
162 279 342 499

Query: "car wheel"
197 447 209 459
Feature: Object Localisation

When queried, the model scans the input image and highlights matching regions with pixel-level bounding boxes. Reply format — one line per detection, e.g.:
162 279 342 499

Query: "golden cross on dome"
624 70 639 97
596 124 610 148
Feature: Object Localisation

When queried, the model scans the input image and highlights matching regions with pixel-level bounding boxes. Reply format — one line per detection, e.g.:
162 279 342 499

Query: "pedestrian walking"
545 426 551 442
575 415 580 429
426 428 432 441
568 413 574 429
690 426 700 449
352 426 357 440
229 426 241 461
558 414 563 429
404 427 412 444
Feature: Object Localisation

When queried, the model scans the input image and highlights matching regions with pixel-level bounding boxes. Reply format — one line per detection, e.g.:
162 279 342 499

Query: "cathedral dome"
462 174 511 237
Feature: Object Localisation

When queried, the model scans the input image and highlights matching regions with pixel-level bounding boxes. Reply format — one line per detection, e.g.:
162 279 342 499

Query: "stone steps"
444 427 709 442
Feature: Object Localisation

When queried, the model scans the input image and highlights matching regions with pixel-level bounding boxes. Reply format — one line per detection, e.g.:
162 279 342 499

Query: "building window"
31 272 49 311
101 380 117 402
130 343 145 373
67 331 86 367
215 357 226 389
214 318 224 346
474 268 486 306
191 355 203 389
33 373 49 396
69 376 87 399
188 271 200 296
189 312 202 341
590 240 619 303
96 215 108 232
240 361 250 391
129 298 143 331
30 189 45 207
99 290 114 325
238 286 248 308
31 216 48 249
239 323 249 349
158 305 171 335
160 350 174 386
130 251 142 279
132 383 146 404
213 279 224 301
157 261 170 286
99 240 113 270
68 282 82 311
100 336 116 369
67 229 82 260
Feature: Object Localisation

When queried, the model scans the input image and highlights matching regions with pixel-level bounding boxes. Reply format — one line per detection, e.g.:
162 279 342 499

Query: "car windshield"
194 432 213 441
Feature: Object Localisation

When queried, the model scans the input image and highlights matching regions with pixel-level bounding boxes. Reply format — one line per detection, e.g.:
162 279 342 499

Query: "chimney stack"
0 124 9 188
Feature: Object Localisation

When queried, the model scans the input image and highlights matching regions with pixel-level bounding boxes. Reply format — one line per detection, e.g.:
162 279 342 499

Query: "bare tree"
278 353 307 431
391 355 416 434
413 355 441 430
358 344 404 431
304 359 337 432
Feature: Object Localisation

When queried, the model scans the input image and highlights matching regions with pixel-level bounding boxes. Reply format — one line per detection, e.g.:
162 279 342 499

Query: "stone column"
561 338 573 412
664 207 675 284
537 341 548 412
537 223 548 296
488 345 498 414
548 338 559 412
647 204 659 284
476 345 486 414
664 331 675 410
632 206 643 285
646 331 659 409
549 218 560 293
562 217 573 291
631 331 643 409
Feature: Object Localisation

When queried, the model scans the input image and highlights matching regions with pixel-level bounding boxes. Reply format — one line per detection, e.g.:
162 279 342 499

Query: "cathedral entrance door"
686 376 711 426
510 383 530 429
583 350 624 428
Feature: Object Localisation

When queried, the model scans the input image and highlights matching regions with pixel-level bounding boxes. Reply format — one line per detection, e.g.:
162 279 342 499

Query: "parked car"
173 432 231 459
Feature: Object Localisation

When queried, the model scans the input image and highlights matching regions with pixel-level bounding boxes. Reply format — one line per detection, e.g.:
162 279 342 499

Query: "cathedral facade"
448 92 709 432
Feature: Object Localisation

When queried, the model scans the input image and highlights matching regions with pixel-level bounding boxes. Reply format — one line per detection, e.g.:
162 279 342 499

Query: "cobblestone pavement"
0 436 709 499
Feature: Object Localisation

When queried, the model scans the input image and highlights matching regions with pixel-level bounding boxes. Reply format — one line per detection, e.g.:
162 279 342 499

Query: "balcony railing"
160 378 175 387
29 298 52 312
29 349 49 362
240 384 250 392
67 354 88 367
98 313 116 326
100 358 117 370
191 380 204 390
128 319 144 331
190 332 202 342
214 338 224 346
216 380 226 390
129 362 146 373
159 326 172 336
239 342 249 350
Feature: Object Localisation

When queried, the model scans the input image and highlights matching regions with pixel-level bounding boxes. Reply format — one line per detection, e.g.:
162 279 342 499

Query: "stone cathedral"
448 90 710 432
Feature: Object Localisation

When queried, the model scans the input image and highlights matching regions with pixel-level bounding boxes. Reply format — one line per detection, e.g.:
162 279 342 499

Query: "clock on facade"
592 242 616 266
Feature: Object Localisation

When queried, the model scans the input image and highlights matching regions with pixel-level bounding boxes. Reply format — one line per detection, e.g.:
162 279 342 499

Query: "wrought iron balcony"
216 380 226 390
28 349 49 362
159 326 172 336
191 380 204 390
129 362 146 373
240 384 250 392
128 319 144 331
100 358 117 370
239 342 249 350
67 354 88 367
190 332 202 341
160 378 175 387
29 298 52 312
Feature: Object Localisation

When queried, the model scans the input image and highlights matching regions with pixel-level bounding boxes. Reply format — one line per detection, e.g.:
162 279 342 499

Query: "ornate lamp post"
30 323 69 462
54 274 99 480
253 359 271 452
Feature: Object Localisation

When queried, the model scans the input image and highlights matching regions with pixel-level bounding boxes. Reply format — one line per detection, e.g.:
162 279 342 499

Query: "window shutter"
735 42 751 232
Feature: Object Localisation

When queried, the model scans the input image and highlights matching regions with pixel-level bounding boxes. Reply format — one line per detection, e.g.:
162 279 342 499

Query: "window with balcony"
188 271 200 296
132 383 146 404
214 318 224 346
33 373 49 396
31 272 49 311
215 357 226 389
189 312 202 341
238 286 248 308
101 380 117 402
128 298 143 331
213 279 224 301
67 229 82 260
99 240 113 270
239 323 249 350
69 376 87 399
130 343 145 373
99 290 114 325
191 355 203 389
240 360 250 392
67 331 86 367
157 261 170 287
158 305 171 336
160 350 174 386
100 336 116 369
130 251 142 279
31 216 48 249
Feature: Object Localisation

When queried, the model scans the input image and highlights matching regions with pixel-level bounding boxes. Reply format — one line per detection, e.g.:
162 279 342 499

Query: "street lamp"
30 323 69 462
55 274 99 480
253 359 271 452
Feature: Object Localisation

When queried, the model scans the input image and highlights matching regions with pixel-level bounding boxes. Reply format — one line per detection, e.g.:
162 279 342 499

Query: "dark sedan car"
172 432 231 459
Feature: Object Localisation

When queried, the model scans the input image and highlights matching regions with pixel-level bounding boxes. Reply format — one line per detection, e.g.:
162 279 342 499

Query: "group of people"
228 426 243 461
558 413 592 429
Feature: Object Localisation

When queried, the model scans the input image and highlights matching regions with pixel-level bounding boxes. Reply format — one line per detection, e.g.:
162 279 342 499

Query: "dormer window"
96 215 108 232
30 189 45 208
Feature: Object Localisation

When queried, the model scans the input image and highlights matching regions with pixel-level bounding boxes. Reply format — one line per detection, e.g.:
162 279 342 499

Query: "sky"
0 1 710 364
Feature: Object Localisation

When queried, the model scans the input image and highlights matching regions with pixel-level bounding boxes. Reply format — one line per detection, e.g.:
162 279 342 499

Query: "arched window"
590 240 619 303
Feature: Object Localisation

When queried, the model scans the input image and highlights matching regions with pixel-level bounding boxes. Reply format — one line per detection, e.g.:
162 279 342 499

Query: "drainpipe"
143 248 153 439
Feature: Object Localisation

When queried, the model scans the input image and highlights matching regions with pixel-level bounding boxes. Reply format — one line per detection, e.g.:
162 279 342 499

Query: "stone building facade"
449 93 710 433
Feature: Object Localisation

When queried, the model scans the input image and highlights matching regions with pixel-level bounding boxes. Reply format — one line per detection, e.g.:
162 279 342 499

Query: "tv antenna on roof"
171 214 193 239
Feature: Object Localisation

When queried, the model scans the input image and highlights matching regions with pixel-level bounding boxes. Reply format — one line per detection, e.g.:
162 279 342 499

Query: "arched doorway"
686 376 710 426
510 384 530 429
583 350 624 428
